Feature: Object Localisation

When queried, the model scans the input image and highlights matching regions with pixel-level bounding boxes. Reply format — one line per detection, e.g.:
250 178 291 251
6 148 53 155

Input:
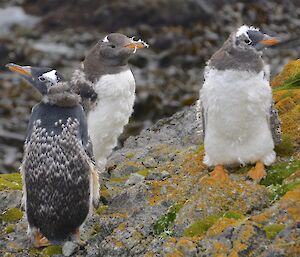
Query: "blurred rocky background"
0 0 300 173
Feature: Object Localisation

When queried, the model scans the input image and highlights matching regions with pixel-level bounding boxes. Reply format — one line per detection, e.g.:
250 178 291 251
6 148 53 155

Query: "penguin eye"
244 38 252 45
111 45 116 48
38 76 46 82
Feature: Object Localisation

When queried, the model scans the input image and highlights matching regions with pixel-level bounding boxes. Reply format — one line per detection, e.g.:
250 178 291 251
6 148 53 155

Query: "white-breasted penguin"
199 25 281 182
71 33 148 170
6 63 99 247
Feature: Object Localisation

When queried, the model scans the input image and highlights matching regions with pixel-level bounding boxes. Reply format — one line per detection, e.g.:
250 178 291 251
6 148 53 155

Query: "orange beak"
125 38 149 50
5 63 32 77
259 37 280 46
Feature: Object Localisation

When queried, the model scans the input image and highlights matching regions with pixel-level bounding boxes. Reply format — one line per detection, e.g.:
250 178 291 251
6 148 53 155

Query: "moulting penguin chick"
6 63 99 247
71 33 149 171
199 25 281 182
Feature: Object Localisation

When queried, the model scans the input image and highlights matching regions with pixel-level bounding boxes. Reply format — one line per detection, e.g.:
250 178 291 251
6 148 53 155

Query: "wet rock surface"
1 0 300 173
0 61 299 256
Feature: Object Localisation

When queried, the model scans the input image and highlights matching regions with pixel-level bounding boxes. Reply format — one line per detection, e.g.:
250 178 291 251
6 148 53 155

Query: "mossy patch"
95 205 108 215
154 203 184 236
262 160 300 186
0 208 23 223
0 173 22 191
223 211 245 220
195 144 204 154
183 214 220 237
274 134 295 156
137 169 149 177
268 180 300 201
263 224 285 239
92 223 101 235
3 224 15 234
41 245 62 256
126 153 135 159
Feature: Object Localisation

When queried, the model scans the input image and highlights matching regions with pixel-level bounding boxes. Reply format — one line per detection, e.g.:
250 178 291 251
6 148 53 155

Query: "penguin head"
83 33 148 78
6 63 64 95
234 25 279 51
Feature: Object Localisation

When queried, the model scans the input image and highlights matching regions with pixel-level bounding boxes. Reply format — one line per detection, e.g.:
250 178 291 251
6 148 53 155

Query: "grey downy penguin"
199 25 281 182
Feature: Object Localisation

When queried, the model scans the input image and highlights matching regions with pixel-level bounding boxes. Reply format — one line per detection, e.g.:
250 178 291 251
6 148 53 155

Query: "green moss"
95 205 108 215
110 176 129 183
195 144 204 154
261 160 300 186
91 223 101 235
126 153 135 159
0 173 22 191
263 224 285 239
183 214 220 237
275 134 295 156
41 245 62 256
0 208 23 223
29 248 41 255
223 211 245 220
137 169 149 177
3 224 15 234
268 180 300 201
154 203 184 236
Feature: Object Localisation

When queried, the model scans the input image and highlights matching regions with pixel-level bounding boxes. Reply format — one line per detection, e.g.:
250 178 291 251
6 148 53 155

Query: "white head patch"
236 25 259 38
103 35 109 42
42 70 58 84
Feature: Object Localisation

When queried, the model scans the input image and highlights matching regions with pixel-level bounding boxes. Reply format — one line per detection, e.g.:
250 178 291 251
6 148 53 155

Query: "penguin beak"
125 38 149 50
5 63 32 77
259 36 280 46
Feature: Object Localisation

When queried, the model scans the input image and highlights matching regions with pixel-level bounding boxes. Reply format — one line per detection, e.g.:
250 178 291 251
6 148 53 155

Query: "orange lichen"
212 241 228 257
165 250 184 257
206 218 239 237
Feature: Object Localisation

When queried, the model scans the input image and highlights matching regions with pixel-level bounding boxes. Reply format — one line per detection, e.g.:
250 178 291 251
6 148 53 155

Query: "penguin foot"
32 230 50 248
74 229 86 246
247 161 267 182
210 165 229 181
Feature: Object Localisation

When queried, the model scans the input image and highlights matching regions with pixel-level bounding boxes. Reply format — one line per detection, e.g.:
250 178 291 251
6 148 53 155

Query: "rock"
125 173 145 187
62 241 78 257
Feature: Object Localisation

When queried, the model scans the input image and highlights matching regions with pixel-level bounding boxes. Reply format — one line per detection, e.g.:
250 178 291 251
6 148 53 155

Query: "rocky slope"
0 60 299 256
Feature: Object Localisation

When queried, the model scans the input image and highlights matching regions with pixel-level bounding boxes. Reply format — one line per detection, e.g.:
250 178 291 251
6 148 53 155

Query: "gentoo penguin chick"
199 25 281 182
6 63 99 247
71 33 148 170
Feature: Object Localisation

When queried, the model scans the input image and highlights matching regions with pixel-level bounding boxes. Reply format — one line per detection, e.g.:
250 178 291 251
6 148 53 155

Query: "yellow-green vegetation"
92 223 102 235
0 208 23 223
126 153 135 159
272 59 300 90
223 211 245 220
0 173 22 191
275 134 295 156
154 203 184 236
3 224 15 234
268 180 300 202
183 214 220 237
41 245 62 256
96 205 108 215
262 160 300 186
137 169 149 177
263 223 285 240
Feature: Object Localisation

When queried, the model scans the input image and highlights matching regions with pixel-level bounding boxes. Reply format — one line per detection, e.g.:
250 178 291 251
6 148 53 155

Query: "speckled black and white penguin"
6 63 99 247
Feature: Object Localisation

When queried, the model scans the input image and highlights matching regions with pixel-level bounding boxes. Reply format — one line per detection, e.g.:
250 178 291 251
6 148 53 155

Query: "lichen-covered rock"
0 61 300 256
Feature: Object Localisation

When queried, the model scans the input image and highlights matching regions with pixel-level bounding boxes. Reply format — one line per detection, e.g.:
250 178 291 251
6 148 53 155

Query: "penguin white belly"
200 68 275 166
88 69 136 168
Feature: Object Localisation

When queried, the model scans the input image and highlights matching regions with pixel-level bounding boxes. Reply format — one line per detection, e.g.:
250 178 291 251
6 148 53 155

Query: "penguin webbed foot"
210 165 230 182
247 161 267 183
31 229 50 248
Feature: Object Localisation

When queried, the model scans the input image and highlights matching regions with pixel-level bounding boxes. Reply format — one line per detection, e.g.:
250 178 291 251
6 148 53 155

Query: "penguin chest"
88 69 136 161
200 68 275 166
